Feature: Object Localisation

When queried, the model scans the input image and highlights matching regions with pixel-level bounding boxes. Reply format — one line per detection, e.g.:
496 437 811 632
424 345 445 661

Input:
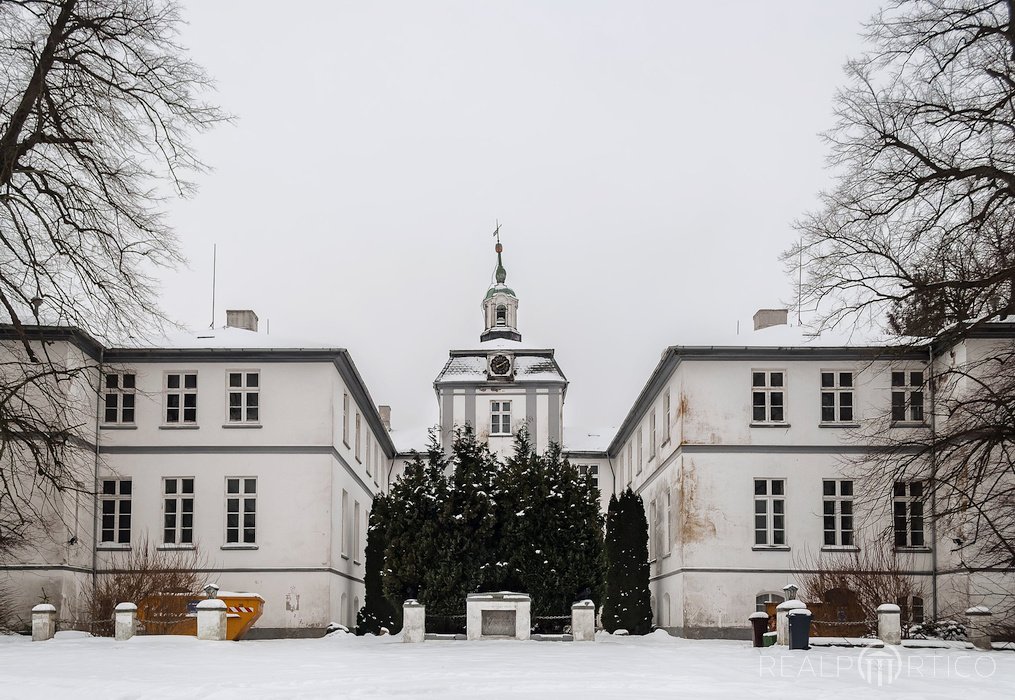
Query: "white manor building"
2 242 1013 638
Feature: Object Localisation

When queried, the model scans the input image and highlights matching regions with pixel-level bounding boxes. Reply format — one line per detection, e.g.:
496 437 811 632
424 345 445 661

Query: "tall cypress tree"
602 488 652 634
357 493 401 634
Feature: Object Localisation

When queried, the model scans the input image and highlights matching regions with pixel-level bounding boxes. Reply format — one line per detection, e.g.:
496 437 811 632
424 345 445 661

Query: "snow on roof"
669 318 903 349
123 326 342 351
389 425 438 454
562 426 613 453
436 352 566 384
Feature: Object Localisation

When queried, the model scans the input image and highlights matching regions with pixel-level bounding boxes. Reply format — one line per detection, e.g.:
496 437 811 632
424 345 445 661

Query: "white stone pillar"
402 599 425 643
114 602 138 641
966 606 992 650
876 603 901 645
775 599 806 646
514 596 531 641
571 600 595 642
31 604 57 642
196 599 228 641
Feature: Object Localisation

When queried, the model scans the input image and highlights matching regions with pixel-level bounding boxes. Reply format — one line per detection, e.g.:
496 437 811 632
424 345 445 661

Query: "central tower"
433 230 567 458
480 234 521 342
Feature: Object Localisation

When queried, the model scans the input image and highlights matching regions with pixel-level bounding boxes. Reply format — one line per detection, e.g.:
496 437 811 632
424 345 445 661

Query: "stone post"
966 606 992 650
876 603 901 645
114 602 137 641
571 600 595 642
775 599 806 646
31 604 57 641
196 598 228 641
402 599 425 643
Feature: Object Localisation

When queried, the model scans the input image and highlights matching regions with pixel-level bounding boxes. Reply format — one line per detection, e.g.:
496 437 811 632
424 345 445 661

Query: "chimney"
225 309 259 332
378 405 391 431
753 308 788 331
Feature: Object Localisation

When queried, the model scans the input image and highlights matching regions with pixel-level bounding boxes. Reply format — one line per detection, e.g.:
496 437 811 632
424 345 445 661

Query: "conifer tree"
381 435 449 607
357 494 401 634
496 433 605 618
425 425 500 612
602 488 652 634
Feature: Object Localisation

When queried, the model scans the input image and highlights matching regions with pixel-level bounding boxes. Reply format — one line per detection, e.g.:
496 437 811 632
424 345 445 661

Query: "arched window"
496 305 507 326
662 592 671 627
340 592 348 625
756 592 784 613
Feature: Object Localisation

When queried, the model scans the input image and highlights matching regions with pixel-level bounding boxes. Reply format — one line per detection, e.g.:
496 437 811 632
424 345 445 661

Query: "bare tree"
788 0 1015 619
0 0 223 556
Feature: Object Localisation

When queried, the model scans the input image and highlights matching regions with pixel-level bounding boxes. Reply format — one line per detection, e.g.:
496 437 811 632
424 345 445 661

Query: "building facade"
2 244 1012 638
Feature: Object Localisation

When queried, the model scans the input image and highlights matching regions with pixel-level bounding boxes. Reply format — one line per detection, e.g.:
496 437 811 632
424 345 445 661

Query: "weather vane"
493 220 502 246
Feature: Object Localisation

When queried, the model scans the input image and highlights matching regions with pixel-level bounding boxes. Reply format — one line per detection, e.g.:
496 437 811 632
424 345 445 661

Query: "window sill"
821 545 860 552
752 545 790 552
343 440 350 449
891 422 929 429
100 424 137 430
353 559 362 566
750 422 791 429
489 433 512 438
97 543 131 551
157 544 196 551
340 553 350 561
818 423 860 429
895 546 931 553
159 424 199 430
221 544 259 550
222 423 262 429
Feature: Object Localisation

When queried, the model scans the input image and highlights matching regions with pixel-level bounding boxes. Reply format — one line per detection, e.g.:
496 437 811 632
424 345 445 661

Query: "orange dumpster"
138 591 264 640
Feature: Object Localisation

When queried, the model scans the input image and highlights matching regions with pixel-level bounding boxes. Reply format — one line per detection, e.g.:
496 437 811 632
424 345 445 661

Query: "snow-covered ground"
2 630 1013 699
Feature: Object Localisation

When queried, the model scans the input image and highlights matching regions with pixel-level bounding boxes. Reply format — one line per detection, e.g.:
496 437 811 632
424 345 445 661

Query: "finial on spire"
492 221 507 284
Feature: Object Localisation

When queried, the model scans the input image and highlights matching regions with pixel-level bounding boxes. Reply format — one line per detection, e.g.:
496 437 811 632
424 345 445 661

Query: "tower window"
496 305 507 326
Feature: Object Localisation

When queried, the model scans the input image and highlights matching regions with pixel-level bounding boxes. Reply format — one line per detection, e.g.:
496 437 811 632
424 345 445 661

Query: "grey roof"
435 349 567 385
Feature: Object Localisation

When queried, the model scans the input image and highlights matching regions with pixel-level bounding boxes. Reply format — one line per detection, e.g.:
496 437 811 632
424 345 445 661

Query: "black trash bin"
749 612 769 647
788 609 812 650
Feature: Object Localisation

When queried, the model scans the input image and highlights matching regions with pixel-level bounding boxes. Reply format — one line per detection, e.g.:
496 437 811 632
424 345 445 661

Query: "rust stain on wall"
680 459 717 544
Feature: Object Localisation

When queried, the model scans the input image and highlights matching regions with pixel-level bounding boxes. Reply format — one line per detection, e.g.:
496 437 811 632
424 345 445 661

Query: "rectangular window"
103 373 136 424
355 412 362 462
100 479 131 544
227 371 259 422
341 489 350 556
636 427 643 474
626 442 633 485
663 390 671 443
366 433 373 477
165 372 197 424
648 499 657 560
225 477 256 544
649 410 657 459
894 481 925 547
491 401 512 435
820 371 854 423
822 479 854 546
754 478 786 546
354 500 361 562
343 392 350 446
163 477 194 544
752 371 786 423
891 371 925 422
578 464 599 490
665 489 672 554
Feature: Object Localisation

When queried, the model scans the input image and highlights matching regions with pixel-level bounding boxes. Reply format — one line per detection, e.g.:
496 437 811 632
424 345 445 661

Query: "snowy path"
1 630 1012 699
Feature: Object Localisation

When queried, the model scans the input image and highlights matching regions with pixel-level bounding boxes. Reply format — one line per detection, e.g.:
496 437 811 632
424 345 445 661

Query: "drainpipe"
91 347 104 593
928 342 939 619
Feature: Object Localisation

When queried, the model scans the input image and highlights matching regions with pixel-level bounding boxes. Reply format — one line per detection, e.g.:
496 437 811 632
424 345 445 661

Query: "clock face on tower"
489 354 512 376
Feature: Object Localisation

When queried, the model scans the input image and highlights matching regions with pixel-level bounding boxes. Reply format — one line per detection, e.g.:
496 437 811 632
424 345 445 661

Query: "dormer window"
496 305 507 326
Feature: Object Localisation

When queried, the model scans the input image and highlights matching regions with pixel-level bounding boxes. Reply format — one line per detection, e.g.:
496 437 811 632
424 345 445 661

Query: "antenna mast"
209 244 217 329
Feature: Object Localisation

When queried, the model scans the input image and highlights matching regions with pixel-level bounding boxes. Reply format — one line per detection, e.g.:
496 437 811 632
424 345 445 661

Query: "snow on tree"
602 488 652 634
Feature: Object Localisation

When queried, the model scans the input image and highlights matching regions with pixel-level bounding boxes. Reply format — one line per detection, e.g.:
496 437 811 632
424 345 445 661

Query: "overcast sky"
162 0 886 441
